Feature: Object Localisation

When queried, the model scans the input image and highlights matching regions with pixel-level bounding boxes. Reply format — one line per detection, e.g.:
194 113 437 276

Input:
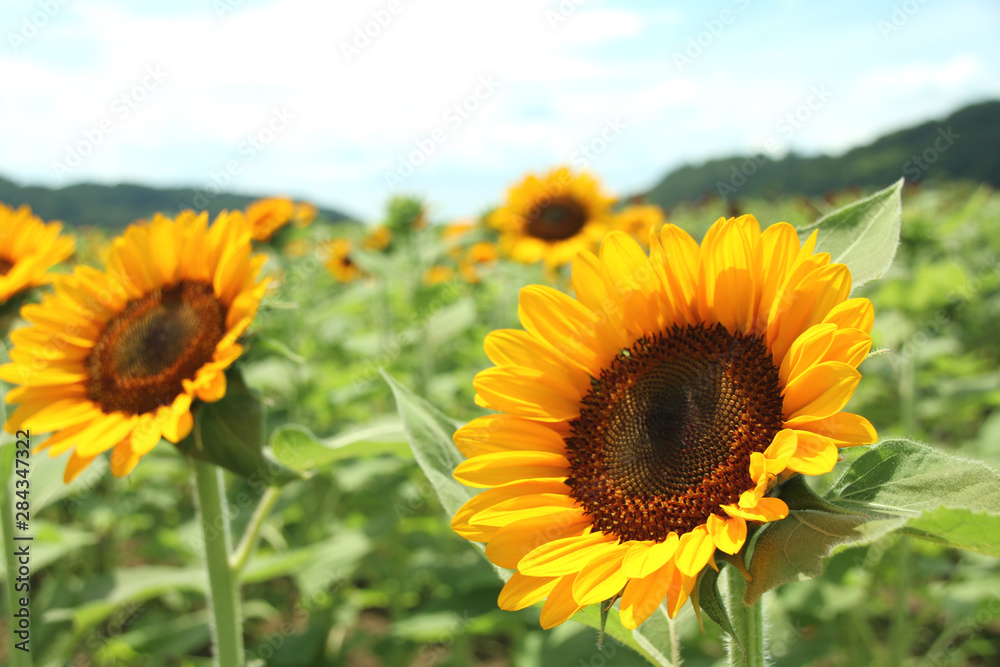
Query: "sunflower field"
1 173 999 667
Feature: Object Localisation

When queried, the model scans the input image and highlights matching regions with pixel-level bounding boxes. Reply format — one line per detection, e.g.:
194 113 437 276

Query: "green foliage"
175 368 302 486
805 178 902 288
744 441 1000 604
6 182 1000 666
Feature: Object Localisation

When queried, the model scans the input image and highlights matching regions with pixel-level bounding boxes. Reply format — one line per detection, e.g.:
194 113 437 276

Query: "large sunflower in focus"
451 216 876 629
1 211 268 481
489 167 614 267
0 203 75 303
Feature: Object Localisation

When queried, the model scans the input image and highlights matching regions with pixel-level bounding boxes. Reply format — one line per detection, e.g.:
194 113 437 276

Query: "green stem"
231 486 281 575
2 475 31 667
666 611 681 667
726 570 765 667
889 536 910 667
190 459 244 667
889 352 916 666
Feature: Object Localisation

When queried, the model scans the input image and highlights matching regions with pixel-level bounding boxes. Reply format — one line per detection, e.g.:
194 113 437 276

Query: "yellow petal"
110 438 141 477
518 285 621 374
754 222 801 335
539 575 583 629
453 415 566 458
453 451 569 488
63 450 99 483
484 510 589 568
707 513 747 555
674 525 714 577
722 497 789 522
73 413 139 457
785 430 839 475
824 297 874 334
779 323 837 386
571 543 631 606
518 531 619 577
484 329 591 394
767 263 852 364
498 572 559 611
783 361 861 421
621 534 679 579
473 366 582 422
699 218 756 334
785 411 877 447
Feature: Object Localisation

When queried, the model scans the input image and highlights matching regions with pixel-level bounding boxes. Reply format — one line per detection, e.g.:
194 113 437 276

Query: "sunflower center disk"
566 324 784 542
0 257 13 276
524 195 588 241
86 281 226 415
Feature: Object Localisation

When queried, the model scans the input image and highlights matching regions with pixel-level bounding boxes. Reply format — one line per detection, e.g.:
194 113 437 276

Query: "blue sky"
2 0 998 221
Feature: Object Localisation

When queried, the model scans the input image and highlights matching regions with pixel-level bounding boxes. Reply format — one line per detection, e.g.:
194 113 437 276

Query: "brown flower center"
524 195 588 241
0 257 13 276
86 281 226 415
565 323 783 542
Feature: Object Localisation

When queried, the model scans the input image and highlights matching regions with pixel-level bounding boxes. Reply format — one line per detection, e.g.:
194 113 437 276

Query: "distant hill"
645 100 1000 210
0 177 355 229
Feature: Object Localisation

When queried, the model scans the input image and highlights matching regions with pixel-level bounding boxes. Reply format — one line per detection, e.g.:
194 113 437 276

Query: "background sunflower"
1 210 268 481
0 202 75 305
489 167 615 268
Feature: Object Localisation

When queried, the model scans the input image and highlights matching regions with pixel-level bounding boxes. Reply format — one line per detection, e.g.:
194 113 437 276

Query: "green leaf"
252 334 306 364
800 178 903 288
46 566 207 630
380 370 469 516
572 604 667 666
743 439 1000 603
696 566 742 652
742 503 901 605
270 421 409 473
828 439 1000 517
176 367 303 486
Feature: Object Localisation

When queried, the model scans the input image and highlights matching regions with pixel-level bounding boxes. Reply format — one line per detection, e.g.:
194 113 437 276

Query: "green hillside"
645 99 1000 209
0 177 354 228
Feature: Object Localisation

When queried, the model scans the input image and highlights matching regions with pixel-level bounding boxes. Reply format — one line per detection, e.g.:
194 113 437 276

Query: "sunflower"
613 204 666 247
0 203 75 304
363 225 393 251
246 197 317 241
323 239 363 283
0 210 268 482
423 265 455 286
466 241 499 266
451 216 876 629
442 220 476 242
489 167 614 267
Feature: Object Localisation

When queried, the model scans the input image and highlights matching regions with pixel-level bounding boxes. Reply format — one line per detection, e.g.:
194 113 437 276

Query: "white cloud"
0 1 997 220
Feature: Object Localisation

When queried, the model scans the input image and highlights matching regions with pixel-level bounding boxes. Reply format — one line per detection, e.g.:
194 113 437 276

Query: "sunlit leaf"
801 178 903 288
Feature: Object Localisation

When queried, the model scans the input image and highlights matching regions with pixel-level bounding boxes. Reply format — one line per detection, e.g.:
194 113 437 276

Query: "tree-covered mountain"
0 177 354 229
644 99 1000 210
